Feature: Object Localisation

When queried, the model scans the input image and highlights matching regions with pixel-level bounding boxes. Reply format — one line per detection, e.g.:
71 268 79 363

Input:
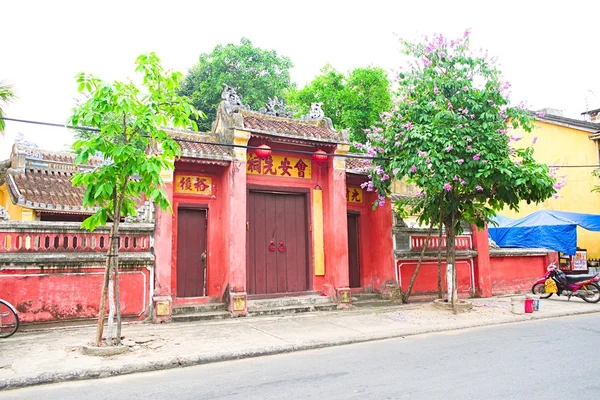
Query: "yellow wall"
0 183 35 221
502 120 600 257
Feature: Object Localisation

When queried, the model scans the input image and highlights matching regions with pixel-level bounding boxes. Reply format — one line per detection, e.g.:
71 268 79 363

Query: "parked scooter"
532 263 600 303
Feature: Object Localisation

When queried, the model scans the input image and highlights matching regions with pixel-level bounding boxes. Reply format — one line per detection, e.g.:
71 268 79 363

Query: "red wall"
172 162 229 302
397 259 473 295
0 266 149 323
489 254 548 295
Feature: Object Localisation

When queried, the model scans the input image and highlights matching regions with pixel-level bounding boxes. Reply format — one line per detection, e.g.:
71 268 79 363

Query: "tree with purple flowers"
363 30 556 309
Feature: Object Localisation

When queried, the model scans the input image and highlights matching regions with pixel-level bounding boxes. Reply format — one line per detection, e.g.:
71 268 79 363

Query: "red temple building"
151 86 396 320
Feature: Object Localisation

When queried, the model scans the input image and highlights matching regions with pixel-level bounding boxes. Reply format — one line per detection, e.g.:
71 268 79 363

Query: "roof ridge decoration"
259 97 292 118
221 84 250 114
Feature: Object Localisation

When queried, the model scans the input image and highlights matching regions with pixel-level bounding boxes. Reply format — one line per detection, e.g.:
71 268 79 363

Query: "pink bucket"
525 298 534 313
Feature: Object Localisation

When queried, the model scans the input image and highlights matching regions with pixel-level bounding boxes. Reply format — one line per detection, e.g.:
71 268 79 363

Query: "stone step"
172 303 226 315
352 299 393 308
248 302 337 317
247 295 331 310
171 310 231 323
352 293 380 301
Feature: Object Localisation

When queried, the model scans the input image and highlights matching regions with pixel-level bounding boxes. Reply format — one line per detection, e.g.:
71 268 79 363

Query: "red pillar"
226 130 249 316
152 177 174 322
472 224 492 297
323 148 350 304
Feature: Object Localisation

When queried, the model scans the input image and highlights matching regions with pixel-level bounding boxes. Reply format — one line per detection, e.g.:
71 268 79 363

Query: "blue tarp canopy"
488 210 600 255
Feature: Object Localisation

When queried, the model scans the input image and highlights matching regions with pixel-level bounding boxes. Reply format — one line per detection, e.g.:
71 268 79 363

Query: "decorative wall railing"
0 222 152 253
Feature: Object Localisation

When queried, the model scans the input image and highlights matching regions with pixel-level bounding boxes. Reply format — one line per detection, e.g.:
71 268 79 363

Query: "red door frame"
246 184 314 297
174 203 210 303
347 210 361 289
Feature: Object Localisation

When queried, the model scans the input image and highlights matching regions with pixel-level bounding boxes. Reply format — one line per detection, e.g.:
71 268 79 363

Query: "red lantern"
312 149 328 164
255 144 271 159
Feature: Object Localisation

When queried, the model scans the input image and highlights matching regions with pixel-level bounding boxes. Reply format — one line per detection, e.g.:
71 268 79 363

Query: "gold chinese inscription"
346 187 363 204
246 152 312 179
175 175 213 196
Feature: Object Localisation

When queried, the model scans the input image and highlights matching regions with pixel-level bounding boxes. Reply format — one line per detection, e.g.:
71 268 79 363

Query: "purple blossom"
378 200 386 207
448 101 453 110
456 159 464 165
434 86 439 94
470 114 475 119
473 153 481 161
462 86 469 91
381 174 390 181
452 175 459 181
482 160 489 164
460 180 466 185
404 122 414 130
439 52 446 58
354 142 363 150
466 137 472 143
415 192 425 197
443 183 452 191
422 58 432 67
464 28 471 38
476 185 483 191
552 193 563 199
467 145 472 150
445 144 454 151
410 164 417 173
457 124 463 129
532 136 538 145
536 111 546 117
417 150 428 157
510 134 523 142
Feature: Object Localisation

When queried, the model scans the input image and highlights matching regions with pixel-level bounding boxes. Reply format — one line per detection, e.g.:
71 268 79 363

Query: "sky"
1 0 599 158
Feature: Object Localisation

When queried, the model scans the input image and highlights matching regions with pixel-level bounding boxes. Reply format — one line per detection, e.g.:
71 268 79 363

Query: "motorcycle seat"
565 274 598 283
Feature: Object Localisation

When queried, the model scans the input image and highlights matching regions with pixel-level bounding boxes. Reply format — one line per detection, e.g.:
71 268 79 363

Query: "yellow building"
504 111 600 257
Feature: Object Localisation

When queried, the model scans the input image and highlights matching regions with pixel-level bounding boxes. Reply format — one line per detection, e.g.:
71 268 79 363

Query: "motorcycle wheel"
532 283 553 299
580 283 600 303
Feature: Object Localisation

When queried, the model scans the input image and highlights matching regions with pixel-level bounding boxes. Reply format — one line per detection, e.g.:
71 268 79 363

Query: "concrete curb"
2 306 600 391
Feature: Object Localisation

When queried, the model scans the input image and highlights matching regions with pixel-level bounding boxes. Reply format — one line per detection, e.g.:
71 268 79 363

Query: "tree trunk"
436 216 444 300
403 221 434 303
445 210 458 314
115 254 122 344
95 223 115 346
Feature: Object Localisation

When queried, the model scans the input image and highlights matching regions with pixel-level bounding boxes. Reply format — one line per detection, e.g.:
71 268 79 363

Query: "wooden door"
176 208 207 297
247 191 309 295
347 213 361 288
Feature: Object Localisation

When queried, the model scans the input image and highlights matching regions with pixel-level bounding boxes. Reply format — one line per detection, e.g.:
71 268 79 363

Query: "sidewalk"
1 296 599 390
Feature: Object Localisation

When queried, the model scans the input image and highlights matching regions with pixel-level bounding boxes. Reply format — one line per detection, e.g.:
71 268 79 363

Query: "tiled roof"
533 113 600 133
345 156 373 175
6 169 93 214
241 111 347 144
168 129 232 161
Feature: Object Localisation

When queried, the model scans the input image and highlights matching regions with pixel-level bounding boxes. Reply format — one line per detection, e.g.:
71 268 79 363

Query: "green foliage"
69 53 201 231
0 81 16 131
179 38 294 131
364 32 556 233
288 65 392 143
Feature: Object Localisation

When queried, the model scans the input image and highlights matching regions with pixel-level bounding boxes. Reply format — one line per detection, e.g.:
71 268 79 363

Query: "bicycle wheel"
0 299 19 338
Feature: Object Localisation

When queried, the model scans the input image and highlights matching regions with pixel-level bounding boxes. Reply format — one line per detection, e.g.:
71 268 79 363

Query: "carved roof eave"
245 127 347 145
176 157 230 166
346 169 370 176
248 132 339 149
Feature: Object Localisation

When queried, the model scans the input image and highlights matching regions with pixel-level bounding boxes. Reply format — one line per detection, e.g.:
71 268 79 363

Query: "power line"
1 117 383 161
3 117 600 168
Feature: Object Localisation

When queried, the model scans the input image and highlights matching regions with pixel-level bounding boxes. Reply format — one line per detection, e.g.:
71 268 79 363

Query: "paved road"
3 314 600 400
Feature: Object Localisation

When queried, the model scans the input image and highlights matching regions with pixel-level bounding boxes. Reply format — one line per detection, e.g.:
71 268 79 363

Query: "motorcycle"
532 263 600 303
